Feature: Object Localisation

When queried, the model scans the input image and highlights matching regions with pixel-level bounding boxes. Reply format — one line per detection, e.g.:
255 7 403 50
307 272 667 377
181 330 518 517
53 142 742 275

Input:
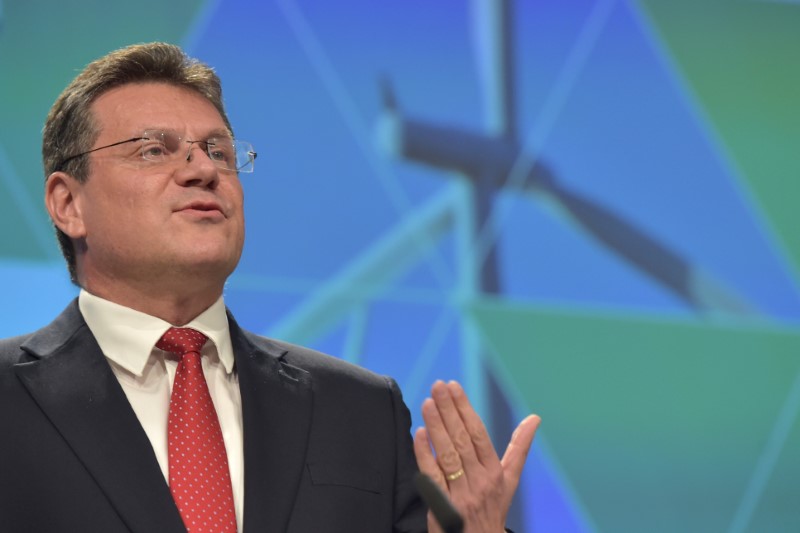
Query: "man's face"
67 82 245 290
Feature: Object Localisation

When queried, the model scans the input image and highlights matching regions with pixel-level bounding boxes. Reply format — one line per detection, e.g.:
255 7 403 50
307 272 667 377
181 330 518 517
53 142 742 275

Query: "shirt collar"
78 289 234 377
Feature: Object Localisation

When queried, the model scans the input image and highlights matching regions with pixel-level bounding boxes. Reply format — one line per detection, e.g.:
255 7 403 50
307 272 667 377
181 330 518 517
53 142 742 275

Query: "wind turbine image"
376 0 758 519
377 0 755 318
266 0 759 528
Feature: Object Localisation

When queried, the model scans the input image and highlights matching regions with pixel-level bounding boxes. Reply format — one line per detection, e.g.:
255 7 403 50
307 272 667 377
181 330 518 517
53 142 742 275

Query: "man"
0 42 539 532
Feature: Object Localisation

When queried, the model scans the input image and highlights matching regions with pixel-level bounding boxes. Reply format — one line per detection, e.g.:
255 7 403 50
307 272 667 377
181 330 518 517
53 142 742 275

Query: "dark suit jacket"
0 300 428 532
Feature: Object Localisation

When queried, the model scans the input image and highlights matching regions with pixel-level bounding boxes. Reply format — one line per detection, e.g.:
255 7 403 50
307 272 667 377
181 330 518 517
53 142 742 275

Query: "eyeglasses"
55 130 257 173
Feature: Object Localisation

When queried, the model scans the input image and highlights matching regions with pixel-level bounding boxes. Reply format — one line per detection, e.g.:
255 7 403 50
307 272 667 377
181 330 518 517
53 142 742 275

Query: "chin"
163 248 236 277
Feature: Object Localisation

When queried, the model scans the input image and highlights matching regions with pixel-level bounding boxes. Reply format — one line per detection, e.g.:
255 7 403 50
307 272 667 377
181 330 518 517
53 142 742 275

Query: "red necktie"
157 327 237 533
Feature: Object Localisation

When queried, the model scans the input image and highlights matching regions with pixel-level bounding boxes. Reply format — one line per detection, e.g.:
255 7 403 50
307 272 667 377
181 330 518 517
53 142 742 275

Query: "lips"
177 200 226 217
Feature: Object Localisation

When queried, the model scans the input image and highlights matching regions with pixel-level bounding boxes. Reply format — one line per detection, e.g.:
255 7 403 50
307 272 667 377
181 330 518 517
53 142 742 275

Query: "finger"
414 426 448 489
429 381 481 473
446 381 500 468
420 395 466 480
500 414 541 489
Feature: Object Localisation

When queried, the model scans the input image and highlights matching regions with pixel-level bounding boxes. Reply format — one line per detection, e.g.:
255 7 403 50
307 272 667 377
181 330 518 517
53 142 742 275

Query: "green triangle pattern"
469 298 800 532
638 0 800 276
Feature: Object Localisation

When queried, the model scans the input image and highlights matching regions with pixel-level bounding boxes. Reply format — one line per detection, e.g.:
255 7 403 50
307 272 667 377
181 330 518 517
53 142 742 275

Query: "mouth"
177 201 226 218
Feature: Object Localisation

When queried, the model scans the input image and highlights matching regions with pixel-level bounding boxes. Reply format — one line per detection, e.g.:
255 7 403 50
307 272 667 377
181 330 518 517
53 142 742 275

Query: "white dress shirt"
78 289 244 532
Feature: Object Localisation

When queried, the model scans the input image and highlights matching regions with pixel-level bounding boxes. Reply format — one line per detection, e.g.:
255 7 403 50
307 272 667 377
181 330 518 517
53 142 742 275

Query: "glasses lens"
234 141 256 173
206 137 238 171
205 138 254 173
141 130 181 162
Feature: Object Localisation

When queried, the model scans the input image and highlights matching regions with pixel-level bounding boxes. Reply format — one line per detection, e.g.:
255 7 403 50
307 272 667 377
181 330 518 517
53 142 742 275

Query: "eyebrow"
206 129 234 139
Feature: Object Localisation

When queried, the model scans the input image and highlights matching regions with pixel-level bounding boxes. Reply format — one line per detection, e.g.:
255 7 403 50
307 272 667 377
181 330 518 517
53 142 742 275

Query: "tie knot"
156 327 208 356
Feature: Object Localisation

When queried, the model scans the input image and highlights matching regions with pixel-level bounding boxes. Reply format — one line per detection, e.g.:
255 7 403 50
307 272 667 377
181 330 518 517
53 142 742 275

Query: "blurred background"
2 0 800 531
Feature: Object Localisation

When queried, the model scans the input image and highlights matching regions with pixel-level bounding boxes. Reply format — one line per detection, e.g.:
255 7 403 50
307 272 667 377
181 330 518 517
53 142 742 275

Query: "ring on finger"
445 468 465 481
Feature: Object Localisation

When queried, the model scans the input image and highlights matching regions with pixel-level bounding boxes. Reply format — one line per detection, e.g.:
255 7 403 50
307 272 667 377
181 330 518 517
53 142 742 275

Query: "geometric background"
2 0 799 531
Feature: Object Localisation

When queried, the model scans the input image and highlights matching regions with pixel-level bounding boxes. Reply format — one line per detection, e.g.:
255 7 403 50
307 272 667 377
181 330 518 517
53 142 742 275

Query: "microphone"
414 472 464 533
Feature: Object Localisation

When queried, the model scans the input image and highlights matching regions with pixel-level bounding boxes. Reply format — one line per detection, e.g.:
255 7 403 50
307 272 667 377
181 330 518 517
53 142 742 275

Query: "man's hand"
413 380 540 533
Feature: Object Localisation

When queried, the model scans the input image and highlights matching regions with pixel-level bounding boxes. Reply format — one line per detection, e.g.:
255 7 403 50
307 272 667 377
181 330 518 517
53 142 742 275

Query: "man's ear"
45 172 87 239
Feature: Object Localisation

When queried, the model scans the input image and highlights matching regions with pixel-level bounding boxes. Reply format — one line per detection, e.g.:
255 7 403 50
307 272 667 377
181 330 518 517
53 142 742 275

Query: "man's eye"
142 143 168 158
207 142 233 162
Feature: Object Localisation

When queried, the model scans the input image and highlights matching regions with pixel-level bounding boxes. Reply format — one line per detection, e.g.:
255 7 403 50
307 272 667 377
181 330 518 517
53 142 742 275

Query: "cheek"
227 183 246 229
83 184 160 240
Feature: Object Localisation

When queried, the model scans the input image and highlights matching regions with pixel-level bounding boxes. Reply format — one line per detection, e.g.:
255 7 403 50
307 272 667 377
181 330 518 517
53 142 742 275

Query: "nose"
175 143 219 189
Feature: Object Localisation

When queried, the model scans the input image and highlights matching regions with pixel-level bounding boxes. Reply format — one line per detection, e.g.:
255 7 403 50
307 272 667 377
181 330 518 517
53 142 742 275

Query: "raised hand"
413 380 540 533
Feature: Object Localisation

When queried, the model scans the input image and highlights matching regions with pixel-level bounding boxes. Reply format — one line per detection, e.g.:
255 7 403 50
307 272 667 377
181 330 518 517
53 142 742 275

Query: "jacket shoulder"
0 299 84 370
0 333 35 369
245 330 391 387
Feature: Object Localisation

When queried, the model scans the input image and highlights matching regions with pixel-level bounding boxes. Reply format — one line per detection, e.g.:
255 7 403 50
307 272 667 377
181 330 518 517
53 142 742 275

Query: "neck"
80 276 224 325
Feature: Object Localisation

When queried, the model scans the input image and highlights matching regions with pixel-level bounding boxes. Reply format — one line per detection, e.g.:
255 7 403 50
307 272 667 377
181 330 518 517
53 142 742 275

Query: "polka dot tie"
157 327 237 533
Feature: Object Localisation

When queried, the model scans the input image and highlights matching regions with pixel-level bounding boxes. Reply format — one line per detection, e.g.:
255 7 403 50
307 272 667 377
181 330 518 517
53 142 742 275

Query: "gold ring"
445 468 465 481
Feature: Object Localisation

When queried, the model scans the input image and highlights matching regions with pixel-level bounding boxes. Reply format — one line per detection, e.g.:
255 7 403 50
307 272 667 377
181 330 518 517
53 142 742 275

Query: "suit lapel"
229 316 313 533
15 301 186 533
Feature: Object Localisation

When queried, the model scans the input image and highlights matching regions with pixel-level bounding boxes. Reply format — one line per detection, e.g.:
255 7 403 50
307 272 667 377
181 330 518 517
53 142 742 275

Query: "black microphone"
413 472 464 533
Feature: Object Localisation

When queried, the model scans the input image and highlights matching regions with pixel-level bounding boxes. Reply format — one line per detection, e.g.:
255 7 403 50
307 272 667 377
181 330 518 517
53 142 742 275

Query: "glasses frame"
54 132 257 173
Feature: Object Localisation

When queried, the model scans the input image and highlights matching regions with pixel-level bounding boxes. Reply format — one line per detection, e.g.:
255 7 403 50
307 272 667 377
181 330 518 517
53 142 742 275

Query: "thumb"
500 414 540 488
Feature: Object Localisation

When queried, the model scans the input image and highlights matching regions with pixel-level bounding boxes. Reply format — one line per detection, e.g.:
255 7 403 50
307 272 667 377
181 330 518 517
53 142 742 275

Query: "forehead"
90 82 228 139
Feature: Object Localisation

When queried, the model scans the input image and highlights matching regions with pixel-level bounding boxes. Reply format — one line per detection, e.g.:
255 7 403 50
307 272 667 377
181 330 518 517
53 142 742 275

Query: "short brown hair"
42 42 232 284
